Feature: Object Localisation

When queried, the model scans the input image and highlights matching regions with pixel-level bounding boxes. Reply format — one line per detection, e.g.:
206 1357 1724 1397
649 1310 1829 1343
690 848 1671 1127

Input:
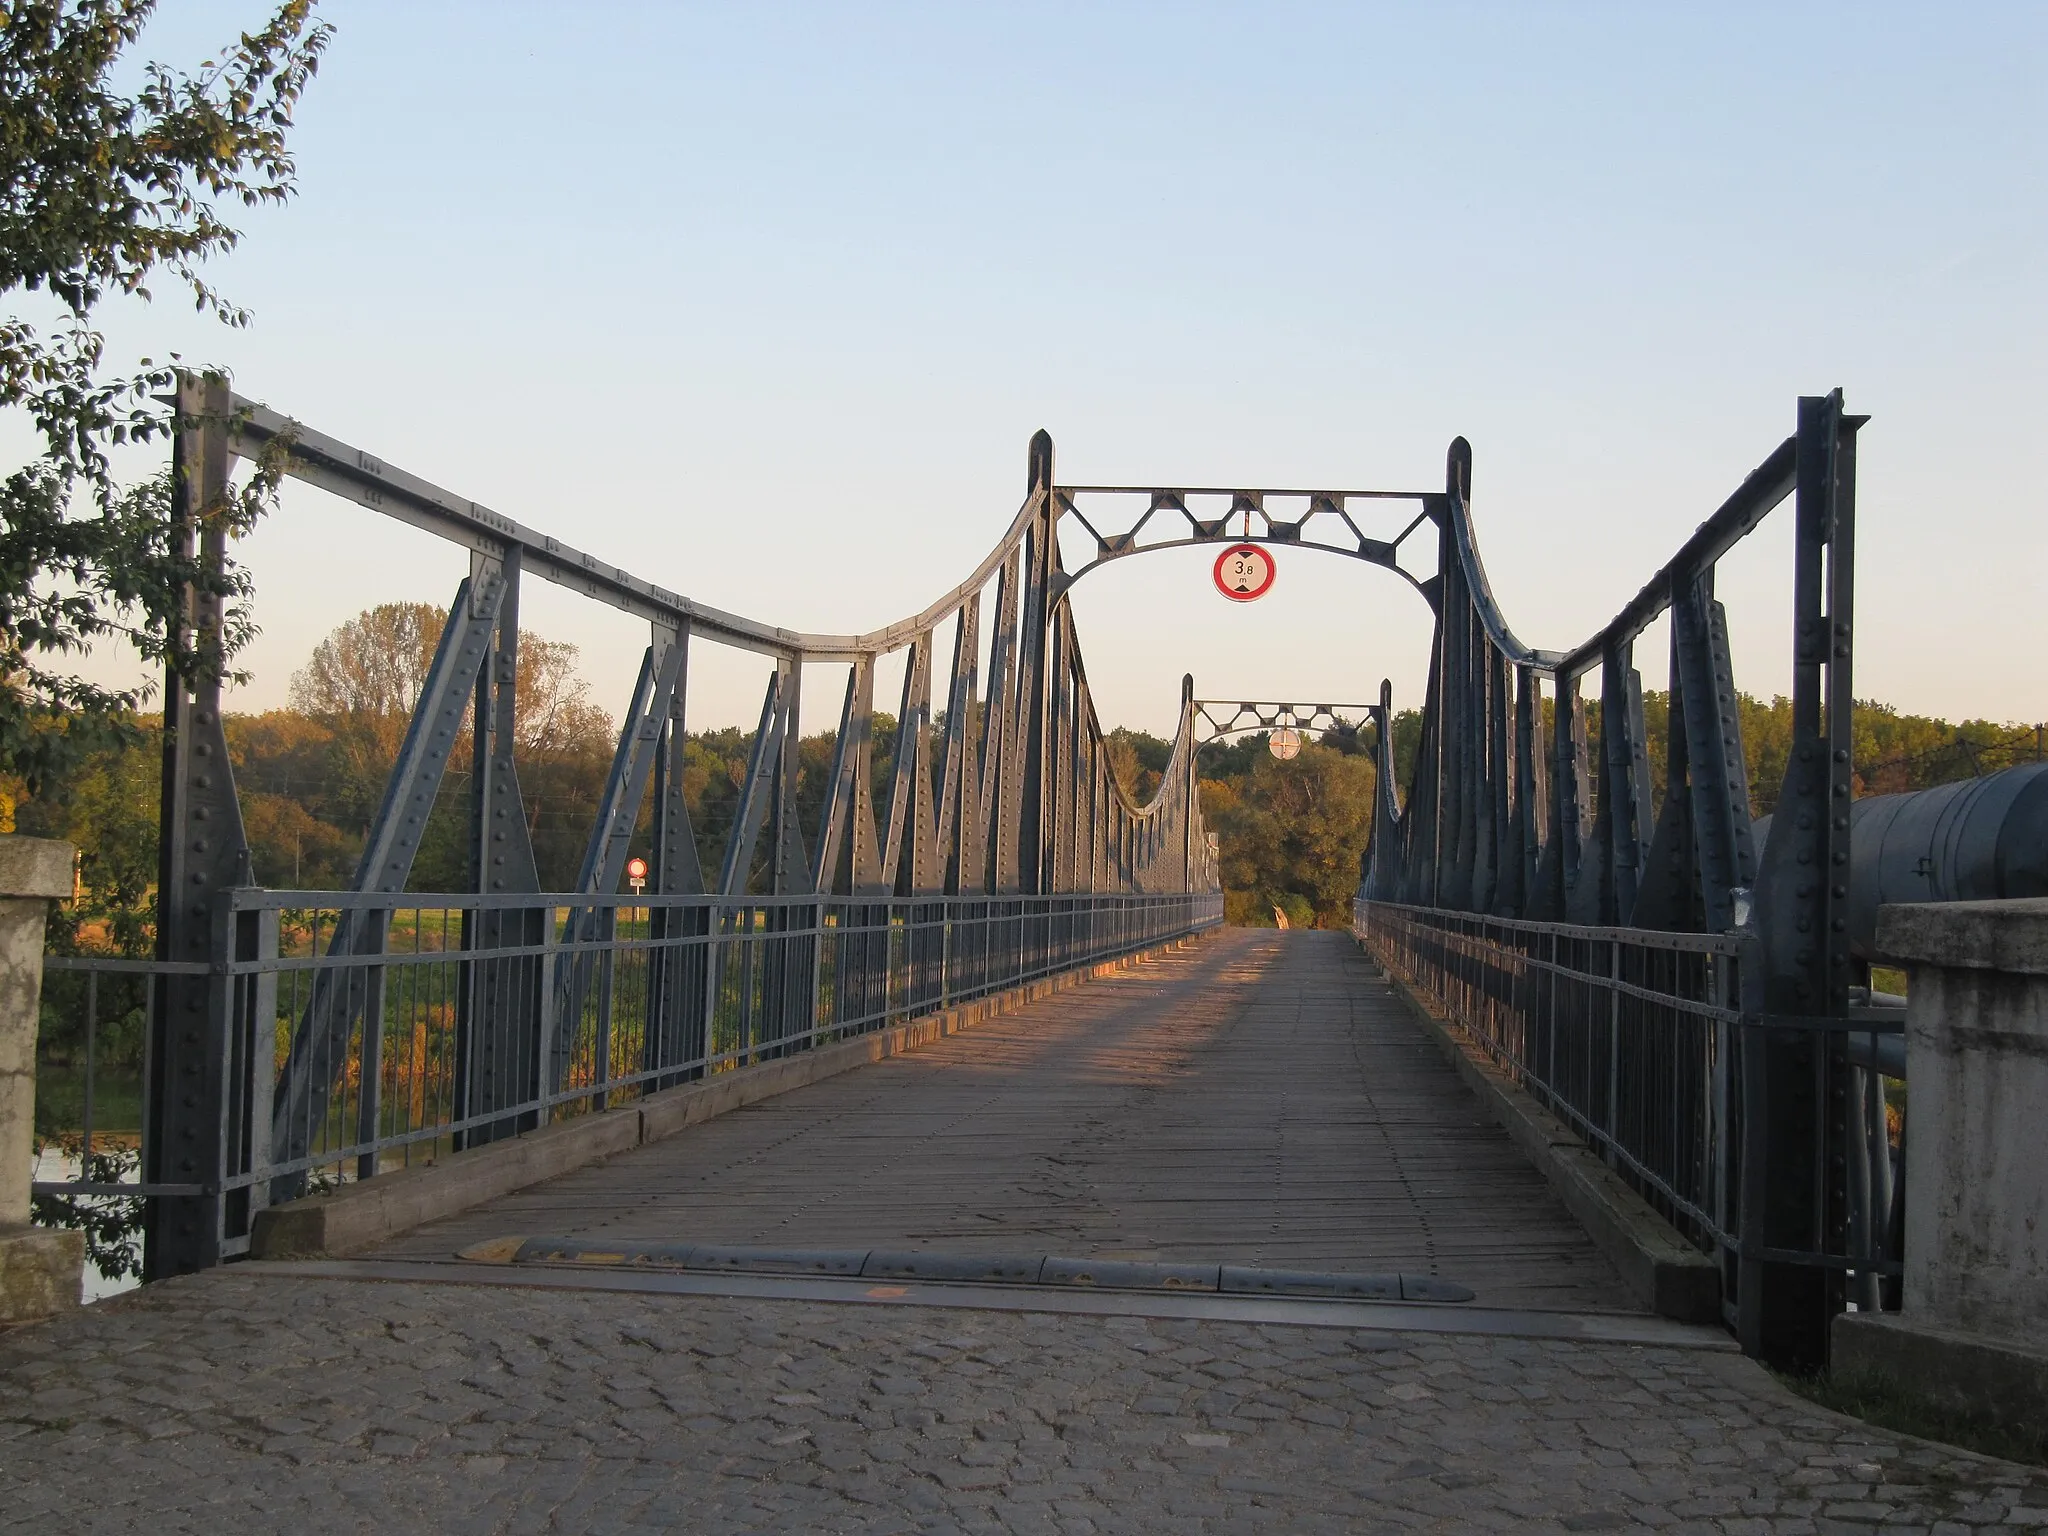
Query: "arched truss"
193 394 1216 908
1192 700 1376 747
1051 484 1446 607
147 377 1219 1275
1044 393 1862 963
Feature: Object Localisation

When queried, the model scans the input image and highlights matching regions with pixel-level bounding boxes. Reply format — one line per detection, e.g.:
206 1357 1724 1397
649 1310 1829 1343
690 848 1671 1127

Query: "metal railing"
1355 899 1902 1319
35 889 1219 1261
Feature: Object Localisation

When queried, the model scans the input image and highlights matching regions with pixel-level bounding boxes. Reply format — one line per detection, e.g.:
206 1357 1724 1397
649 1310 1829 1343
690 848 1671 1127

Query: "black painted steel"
130 375 1219 1277
1833 763 2048 959
145 374 255 1281
110 376 1941 1370
1352 393 1885 1370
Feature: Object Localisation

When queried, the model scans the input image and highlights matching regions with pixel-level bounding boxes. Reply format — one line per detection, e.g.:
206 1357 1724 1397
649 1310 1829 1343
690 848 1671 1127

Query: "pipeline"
1758 761 2048 961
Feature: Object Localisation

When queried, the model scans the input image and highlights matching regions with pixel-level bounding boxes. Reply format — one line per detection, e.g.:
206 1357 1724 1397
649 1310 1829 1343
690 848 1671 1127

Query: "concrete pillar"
1833 897 2048 1427
0 835 84 1323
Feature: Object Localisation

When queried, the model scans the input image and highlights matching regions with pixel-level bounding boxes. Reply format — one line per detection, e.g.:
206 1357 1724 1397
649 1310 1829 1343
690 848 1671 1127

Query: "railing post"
1606 938 1622 1170
242 905 280 1231
941 899 954 1010
353 908 388 1182
594 905 617 1109
533 908 559 1121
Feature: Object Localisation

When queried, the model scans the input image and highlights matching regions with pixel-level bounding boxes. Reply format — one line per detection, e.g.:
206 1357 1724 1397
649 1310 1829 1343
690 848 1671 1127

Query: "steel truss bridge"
46 379 2041 1371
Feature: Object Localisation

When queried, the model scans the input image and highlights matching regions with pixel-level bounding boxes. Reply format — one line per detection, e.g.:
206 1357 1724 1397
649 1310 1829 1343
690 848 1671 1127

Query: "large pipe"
1758 762 2048 961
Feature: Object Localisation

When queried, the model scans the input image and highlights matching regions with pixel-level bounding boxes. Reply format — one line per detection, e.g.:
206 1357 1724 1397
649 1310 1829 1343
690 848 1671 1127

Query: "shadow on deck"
378 928 1634 1313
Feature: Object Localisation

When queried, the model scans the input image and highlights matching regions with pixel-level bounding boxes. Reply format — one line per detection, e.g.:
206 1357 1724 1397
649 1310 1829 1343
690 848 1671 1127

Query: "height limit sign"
1212 543 1275 603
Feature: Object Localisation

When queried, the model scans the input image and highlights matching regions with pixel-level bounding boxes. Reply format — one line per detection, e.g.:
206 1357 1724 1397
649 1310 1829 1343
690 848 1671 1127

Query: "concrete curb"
251 933 1210 1261
1833 1310 2048 1433
1356 933 1723 1325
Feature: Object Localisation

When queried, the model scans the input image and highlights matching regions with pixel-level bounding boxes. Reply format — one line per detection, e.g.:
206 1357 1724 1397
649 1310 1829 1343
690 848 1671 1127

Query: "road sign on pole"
625 855 648 896
1212 544 1276 602
1268 727 1302 760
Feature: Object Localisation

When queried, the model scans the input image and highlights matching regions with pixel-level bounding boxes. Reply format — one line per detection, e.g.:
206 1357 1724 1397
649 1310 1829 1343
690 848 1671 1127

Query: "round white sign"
1212 543 1276 602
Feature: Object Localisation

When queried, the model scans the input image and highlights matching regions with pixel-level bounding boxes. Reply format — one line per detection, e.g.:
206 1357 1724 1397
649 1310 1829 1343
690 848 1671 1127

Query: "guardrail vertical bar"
594 906 617 1109
354 910 388 1181
243 905 279 1229
533 909 559 1120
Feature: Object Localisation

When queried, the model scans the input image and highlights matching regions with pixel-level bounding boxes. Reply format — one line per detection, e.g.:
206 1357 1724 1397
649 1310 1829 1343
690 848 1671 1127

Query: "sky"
34 1 2048 739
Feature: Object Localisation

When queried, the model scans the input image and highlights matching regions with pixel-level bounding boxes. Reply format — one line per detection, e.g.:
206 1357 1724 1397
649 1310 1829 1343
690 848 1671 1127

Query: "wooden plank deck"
380 928 1637 1312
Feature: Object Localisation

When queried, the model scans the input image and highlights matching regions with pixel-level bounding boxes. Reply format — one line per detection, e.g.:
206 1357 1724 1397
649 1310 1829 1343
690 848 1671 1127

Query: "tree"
1105 726 1171 803
0 0 330 796
285 602 619 888
1208 743 1376 927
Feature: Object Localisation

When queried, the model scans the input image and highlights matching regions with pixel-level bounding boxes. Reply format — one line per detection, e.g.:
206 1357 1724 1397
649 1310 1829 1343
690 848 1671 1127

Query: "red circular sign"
1212 543 1276 602
625 856 649 881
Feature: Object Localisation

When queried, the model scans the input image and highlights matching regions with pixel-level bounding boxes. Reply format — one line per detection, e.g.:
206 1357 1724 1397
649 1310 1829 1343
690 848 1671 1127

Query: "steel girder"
1356 392 1867 1371
150 380 1218 1274
145 374 255 1279
269 552 511 1191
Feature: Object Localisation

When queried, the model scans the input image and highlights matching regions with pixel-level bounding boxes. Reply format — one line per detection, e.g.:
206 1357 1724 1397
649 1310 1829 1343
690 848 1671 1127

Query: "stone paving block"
4 1273 2048 1533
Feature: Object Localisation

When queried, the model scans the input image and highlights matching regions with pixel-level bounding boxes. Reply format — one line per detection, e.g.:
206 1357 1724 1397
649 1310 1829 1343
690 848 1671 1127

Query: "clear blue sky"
47 1 2048 736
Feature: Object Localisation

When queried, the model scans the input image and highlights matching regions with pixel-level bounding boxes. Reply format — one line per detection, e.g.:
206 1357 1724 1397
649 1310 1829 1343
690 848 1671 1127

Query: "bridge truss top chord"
139 375 1221 1282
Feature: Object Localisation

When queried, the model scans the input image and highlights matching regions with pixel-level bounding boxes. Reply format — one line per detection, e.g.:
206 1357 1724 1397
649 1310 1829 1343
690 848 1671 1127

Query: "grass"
32 1067 144 1141
1777 1368 2048 1469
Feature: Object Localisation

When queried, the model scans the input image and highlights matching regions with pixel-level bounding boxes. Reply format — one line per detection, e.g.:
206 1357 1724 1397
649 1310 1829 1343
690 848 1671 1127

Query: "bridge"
12 380 2048 1526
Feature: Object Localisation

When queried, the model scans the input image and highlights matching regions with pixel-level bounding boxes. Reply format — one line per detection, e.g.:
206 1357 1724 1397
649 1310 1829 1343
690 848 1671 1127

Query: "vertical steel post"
1020 432 1058 895
1741 390 1862 1369
146 372 250 1280
1181 675 1197 893
458 549 544 1147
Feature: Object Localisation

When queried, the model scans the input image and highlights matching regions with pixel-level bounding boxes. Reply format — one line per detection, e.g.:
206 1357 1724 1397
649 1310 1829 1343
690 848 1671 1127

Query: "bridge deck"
383 929 1634 1312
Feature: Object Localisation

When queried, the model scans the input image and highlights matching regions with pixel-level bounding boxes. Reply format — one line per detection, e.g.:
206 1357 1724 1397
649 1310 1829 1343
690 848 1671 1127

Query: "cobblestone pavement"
4 1272 2045 1534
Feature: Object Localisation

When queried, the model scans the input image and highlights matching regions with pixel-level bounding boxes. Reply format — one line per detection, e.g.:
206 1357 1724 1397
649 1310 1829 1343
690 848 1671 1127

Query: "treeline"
1144 690 2042 932
15 602 2042 952
21 604 929 959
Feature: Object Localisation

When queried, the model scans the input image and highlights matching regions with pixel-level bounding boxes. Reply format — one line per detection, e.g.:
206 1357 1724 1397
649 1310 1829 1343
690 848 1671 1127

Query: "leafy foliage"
29 1139 143 1284
0 0 330 794
1204 743 1378 928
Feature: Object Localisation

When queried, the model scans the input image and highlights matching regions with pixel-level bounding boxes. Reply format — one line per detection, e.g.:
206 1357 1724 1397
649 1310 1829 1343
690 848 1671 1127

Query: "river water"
29 1145 144 1304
